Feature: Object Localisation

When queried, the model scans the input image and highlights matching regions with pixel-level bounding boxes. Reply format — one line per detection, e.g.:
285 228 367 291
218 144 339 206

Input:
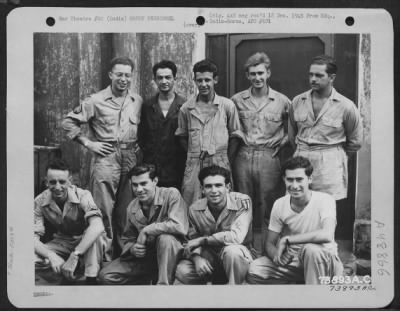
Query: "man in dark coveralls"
138 60 186 189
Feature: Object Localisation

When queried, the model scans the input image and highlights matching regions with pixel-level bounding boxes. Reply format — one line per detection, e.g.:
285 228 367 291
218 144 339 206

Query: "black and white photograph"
6 7 394 308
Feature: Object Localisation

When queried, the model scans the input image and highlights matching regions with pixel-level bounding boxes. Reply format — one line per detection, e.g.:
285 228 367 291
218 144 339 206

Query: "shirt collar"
302 87 339 102
40 186 80 207
240 87 276 101
187 92 222 109
103 86 137 101
130 187 163 214
192 193 240 211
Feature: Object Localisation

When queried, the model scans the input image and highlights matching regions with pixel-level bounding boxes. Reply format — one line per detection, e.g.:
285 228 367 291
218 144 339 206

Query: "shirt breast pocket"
239 111 254 132
321 116 342 128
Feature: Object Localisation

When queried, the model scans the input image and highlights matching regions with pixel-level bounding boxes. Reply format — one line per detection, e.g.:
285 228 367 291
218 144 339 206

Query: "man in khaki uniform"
175 165 255 285
98 164 188 285
63 56 143 259
34 159 105 285
175 59 243 205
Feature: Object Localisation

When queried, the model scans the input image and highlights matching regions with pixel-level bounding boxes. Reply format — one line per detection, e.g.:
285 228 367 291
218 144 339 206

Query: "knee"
301 243 324 260
222 245 243 260
156 234 176 247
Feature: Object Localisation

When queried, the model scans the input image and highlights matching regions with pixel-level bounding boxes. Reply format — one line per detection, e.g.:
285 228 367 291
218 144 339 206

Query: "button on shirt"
120 187 188 258
187 192 253 252
289 88 363 153
34 186 102 239
175 94 243 155
231 87 290 147
62 86 143 143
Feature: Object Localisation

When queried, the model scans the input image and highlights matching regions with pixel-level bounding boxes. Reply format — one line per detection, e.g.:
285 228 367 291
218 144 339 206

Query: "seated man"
246 156 344 285
98 164 188 285
175 165 255 285
34 159 105 285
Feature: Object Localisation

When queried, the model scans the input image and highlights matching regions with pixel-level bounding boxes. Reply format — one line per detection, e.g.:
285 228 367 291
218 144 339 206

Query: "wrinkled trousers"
233 145 282 253
35 233 105 284
98 234 183 285
90 147 139 260
175 245 254 285
246 243 344 284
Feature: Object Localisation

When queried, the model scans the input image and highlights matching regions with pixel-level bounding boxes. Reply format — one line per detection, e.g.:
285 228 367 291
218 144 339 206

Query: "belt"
187 150 228 158
105 141 138 150
241 145 275 151
297 143 343 152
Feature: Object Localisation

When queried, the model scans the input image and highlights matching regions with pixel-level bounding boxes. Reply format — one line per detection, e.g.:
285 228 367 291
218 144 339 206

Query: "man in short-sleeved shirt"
138 60 186 189
175 165 255 285
62 57 143 259
231 52 290 252
98 164 188 285
246 156 343 284
175 59 243 205
34 159 105 285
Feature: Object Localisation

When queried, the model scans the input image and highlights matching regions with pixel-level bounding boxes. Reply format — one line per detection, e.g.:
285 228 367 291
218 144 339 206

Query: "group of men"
34 52 363 285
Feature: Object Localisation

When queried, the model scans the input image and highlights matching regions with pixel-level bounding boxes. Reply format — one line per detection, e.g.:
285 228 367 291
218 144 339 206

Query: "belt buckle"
120 143 128 149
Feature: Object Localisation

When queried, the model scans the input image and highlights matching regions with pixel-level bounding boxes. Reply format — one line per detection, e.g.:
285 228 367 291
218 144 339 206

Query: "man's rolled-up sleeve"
62 97 95 140
344 103 363 154
226 101 244 141
34 198 45 240
80 191 103 223
175 108 188 137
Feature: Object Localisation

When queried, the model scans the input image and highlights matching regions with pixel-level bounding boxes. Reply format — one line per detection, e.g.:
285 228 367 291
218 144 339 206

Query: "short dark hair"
281 156 313 177
46 158 71 174
193 59 218 78
311 55 337 75
244 52 271 72
109 56 135 72
198 165 231 186
128 163 157 180
152 60 177 78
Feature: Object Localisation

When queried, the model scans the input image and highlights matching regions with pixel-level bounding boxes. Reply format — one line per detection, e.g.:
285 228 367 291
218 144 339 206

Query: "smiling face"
194 71 217 99
47 169 71 203
283 168 312 200
155 67 175 94
109 64 133 95
130 172 158 205
202 175 230 208
308 64 335 93
247 63 270 89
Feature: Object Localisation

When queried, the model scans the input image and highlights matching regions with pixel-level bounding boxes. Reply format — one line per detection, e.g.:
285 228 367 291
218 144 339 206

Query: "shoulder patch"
73 105 82 114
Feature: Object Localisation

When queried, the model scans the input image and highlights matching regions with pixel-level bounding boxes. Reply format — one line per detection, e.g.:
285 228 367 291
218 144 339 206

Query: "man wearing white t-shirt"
246 156 343 284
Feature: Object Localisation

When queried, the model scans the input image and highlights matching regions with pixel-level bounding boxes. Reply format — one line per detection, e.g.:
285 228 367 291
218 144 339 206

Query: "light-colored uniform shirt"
62 86 143 143
269 191 338 256
231 87 290 147
34 186 102 239
288 88 363 153
120 187 188 258
187 192 253 256
175 94 243 155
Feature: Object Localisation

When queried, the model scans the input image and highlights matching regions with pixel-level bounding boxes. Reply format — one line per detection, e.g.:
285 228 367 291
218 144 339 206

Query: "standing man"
175 59 243 205
98 164 188 285
34 159 104 285
63 57 143 259
288 55 363 238
246 156 343 284
231 52 291 252
175 165 254 285
138 60 186 189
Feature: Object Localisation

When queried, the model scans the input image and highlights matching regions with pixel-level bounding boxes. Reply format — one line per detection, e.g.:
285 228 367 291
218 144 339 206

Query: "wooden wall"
34 33 196 190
